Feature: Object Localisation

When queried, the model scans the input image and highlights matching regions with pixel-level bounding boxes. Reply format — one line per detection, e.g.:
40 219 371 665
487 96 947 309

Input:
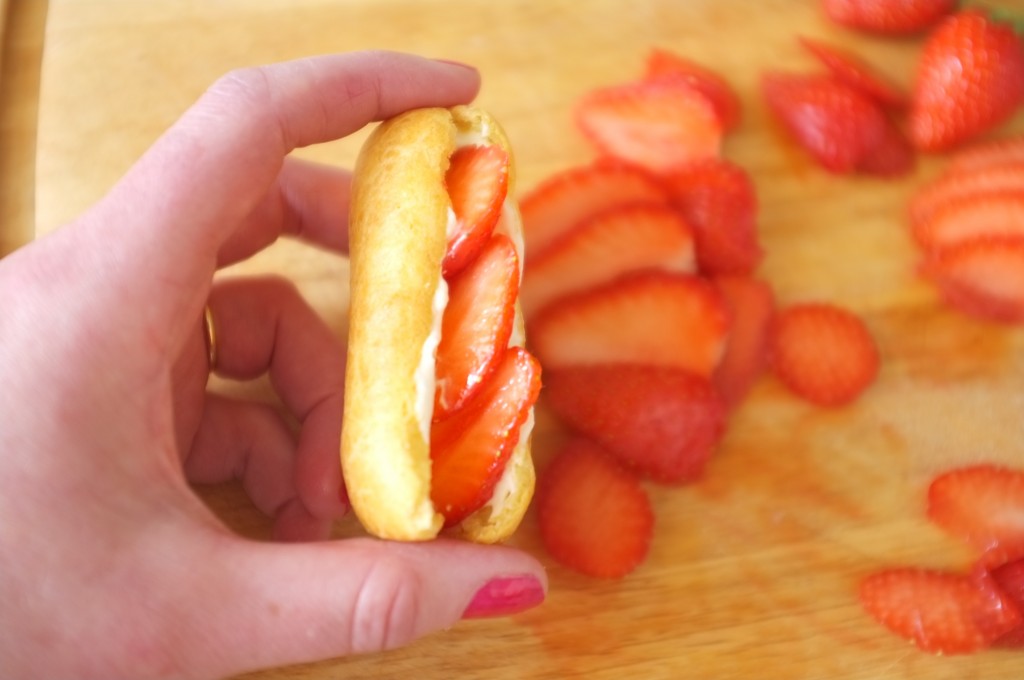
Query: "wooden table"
23 0 1024 677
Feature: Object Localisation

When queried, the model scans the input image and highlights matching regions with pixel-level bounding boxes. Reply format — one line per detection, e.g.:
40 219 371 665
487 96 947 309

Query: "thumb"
182 535 547 677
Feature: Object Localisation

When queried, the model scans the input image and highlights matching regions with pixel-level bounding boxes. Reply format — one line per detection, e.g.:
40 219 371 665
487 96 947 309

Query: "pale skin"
0 52 546 679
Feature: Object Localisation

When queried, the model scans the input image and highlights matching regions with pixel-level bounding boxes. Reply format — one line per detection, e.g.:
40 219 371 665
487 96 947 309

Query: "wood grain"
32 0 1024 678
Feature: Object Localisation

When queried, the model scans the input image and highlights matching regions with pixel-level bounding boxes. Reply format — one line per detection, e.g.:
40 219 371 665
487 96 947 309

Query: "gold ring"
203 305 218 371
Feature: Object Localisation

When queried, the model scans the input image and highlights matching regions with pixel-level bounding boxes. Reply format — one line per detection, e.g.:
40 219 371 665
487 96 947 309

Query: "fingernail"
433 58 478 71
462 575 545 619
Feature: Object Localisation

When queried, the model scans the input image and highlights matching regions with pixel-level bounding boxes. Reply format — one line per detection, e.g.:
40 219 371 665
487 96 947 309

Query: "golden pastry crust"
342 106 534 542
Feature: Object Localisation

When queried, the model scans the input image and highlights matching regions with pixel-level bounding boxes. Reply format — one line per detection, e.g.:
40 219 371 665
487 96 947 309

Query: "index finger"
84 51 480 343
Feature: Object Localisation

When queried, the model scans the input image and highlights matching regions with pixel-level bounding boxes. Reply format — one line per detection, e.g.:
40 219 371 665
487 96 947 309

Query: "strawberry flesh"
520 161 669 259
530 271 730 378
920 237 1024 323
711 275 776 409
799 36 908 109
662 158 763 274
430 347 541 526
927 464 1024 553
860 567 1023 654
444 144 509 277
575 78 723 174
434 234 519 419
858 116 915 177
913 193 1024 253
762 72 888 174
822 0 957 35
544 364 727 483
769 302 879 407
537 438 654 579
910 161 1024 229
644 48 742 130
521 203 696 320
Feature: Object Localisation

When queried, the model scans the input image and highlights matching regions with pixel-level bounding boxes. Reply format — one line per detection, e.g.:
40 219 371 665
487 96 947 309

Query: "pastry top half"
342 106 534 542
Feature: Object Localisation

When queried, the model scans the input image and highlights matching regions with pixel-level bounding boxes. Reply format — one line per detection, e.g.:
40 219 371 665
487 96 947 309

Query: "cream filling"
414 275 449 442
413 130 531 524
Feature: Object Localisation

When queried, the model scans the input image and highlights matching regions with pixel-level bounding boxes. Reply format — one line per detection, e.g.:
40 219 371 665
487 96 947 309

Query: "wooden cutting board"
35 0 1024 678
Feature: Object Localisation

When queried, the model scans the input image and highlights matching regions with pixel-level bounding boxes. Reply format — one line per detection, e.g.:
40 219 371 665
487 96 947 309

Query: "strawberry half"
927 464 1024 553
430 347 541 526
912 193 1024 253
769 302 879 407
798 36 908 109
822 0 957 35
762 72 888 174
909 161 1024 230
575 78 723 174
661 158 763 275
712 275 776 409
444 144 510 277
521 204 696 320
545 364 727 483
859 567 1023 654
908 10 1024 152
919 237 1024 323
530 272 730 378
520 161 669 259
644 48 742 131
537 438 654 579
435 234 520 419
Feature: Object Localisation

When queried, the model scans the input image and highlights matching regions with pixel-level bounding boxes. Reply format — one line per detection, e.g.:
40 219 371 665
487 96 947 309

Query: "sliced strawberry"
993 624 1024 648
799 36 908 109
762 72 888 174
434 234 519 419
822 0 957 35
520 161 669 259
910 162 1024 229
430 347 542 526
920 237 1024 323
712 275 776 409
988 559 1024 647
575 78 723 174
769 302 879 407
859 567 1023 654
927 464 1024 553
544 365 727 483
913 192 1024 252
537 438 654 578
992 560 1024 609
521 204 696 320
444 144 509 277
948 135 1024 174
530 272 730 378
976 543 1024 572
661 158 763 275
644 48 742 131
858 116 915 177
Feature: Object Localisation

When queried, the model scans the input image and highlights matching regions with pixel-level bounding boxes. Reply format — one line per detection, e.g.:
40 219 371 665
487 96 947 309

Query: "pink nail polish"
462 575 545 619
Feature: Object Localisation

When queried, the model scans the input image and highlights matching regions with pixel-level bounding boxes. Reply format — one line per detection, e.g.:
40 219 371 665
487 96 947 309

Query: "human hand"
0 51 546 680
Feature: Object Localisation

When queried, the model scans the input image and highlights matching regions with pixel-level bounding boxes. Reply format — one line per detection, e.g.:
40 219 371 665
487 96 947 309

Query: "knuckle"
205 66 273 109
348 556 424 653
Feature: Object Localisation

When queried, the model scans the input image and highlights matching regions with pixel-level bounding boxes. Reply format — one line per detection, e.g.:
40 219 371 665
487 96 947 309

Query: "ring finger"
204 275 348 523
